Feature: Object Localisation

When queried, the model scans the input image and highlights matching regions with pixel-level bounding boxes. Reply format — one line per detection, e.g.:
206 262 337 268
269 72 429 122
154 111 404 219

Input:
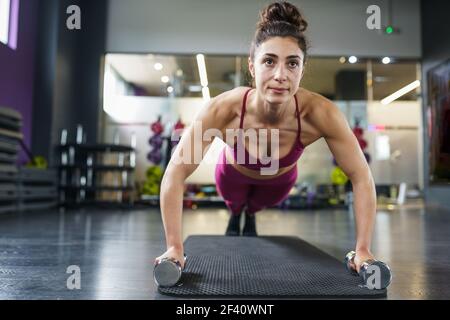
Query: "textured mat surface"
158 236 387 297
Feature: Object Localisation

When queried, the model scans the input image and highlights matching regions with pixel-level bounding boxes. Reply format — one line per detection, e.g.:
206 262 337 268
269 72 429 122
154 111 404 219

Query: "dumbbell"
153 255 187 287
147 149 163 164
344 251 392 290
151 116 164 135
149 135 163 148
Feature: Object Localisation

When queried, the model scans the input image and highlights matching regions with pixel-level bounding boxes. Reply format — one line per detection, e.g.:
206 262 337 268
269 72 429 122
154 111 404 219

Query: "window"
0 0 18 49
0 0 10 45
104 53 250 98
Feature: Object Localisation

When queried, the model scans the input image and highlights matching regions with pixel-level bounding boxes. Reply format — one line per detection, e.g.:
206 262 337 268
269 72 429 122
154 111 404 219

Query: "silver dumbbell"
153 255 187 287
344 251 392 290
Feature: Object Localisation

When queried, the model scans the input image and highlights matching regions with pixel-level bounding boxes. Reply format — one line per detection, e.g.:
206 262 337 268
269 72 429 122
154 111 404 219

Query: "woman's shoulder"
210 86 251 118
297 87 337 118
218 86 252 104
298 88 344 136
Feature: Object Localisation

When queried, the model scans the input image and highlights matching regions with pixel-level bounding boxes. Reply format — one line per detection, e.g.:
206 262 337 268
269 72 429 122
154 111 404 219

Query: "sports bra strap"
294 94 301 139
239 89 253 129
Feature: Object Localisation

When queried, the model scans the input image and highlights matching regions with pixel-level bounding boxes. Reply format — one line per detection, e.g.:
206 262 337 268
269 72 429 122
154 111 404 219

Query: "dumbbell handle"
346 252 377 274
156 255 186 268
359 259 377 272
344 251 392 289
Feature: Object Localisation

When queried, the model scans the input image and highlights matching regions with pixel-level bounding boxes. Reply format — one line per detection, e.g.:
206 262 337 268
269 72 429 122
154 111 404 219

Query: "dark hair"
250 1 309 64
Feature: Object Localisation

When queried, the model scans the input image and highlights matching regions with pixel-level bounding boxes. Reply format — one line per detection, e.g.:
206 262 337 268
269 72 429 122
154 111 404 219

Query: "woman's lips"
270 88 288 93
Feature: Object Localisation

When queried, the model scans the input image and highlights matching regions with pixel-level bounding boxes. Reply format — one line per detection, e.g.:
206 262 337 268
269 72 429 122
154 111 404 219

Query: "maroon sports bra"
229 88 305 170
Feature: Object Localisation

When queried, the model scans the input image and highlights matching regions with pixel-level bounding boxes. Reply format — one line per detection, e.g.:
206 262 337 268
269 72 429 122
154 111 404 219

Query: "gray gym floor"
0 203 449 300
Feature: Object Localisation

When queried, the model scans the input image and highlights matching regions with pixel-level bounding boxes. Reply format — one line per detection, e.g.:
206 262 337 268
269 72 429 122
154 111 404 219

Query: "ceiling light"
202 86 210 101
339 57 346 64
154 63 163 71
196 54 209 87
167 86 174 93
348 56 358 64
161 76 169 83
382 57 391 64
381 80 420 105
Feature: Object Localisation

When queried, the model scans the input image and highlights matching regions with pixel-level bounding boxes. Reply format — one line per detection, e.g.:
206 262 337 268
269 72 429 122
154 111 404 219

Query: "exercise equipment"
148 115 165 165
149 135 163 148
331 166 348 185
158 236 387 297
174 118 185 131
170 118 185 148
19 139 48 169
165 118 186 168
352 118 371 164
344 251 392 290
142 165 163 196
147 148 163 164
153 255 187 287
150 116 164 135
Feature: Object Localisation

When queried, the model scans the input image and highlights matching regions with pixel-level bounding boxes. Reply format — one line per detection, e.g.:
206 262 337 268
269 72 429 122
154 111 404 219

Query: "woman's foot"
225 212 241 236
242 211 257 237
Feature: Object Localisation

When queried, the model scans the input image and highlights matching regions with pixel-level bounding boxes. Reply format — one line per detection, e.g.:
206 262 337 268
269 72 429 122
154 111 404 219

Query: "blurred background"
1 0 446 211
0 0 449 300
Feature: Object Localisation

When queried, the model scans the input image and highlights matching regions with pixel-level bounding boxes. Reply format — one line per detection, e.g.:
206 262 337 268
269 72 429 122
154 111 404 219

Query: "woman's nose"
273 65 287 82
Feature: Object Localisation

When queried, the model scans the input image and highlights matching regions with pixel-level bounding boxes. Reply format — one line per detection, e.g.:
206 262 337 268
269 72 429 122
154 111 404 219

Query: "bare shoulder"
297 88 346 138
297 88 336 115
208 86 250 121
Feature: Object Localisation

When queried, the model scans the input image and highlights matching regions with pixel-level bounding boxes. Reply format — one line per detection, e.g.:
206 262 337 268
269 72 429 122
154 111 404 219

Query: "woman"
156 1 377 274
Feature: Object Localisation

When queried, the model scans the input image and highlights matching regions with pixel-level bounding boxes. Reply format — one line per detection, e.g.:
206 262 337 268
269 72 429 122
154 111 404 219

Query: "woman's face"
249 36 305 104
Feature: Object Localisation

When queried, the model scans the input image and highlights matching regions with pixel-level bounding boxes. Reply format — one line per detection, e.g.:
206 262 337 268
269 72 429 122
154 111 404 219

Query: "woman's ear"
248 57 255 78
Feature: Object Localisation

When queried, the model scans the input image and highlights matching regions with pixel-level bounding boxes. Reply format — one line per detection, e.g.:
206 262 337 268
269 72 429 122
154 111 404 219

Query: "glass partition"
102 53 422 188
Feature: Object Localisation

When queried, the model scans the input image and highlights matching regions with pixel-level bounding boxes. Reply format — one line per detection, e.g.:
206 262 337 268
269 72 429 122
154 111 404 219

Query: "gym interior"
0 0 449 300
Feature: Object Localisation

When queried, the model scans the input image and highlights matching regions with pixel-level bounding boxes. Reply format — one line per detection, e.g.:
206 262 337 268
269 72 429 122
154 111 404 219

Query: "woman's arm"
156 88 238 267
310 98 377 271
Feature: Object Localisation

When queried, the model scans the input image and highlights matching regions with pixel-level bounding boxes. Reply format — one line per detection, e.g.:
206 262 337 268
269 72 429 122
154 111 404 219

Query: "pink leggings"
215 148 297 215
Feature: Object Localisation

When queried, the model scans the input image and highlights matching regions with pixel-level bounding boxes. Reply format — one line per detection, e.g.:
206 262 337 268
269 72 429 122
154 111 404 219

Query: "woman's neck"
251 90 291 125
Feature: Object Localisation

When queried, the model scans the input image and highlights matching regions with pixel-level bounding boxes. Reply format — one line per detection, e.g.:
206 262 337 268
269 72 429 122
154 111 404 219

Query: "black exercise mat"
158 236 387 298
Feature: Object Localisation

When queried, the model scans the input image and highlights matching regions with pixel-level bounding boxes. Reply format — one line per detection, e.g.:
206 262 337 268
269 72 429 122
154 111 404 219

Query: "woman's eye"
264 59 274 66
289 61 299 68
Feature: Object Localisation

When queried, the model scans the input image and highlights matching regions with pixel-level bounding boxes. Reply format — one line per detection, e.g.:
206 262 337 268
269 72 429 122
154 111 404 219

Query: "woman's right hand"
155 246 185 269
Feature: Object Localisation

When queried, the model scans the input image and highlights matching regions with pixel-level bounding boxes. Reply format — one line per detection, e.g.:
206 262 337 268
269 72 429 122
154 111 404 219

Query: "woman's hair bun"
257 1 308 32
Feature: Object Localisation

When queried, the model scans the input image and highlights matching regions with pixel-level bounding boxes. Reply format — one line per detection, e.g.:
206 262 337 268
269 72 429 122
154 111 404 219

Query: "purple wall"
0 0 38 165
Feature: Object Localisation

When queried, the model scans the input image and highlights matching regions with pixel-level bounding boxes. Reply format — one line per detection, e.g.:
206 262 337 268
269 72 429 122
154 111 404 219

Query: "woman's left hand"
351 249 375 273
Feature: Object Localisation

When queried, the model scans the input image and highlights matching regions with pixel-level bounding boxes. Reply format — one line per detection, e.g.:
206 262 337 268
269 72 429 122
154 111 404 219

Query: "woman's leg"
215 161 251 216
243 167 298 236
215 149 252 235
246 167 298 215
